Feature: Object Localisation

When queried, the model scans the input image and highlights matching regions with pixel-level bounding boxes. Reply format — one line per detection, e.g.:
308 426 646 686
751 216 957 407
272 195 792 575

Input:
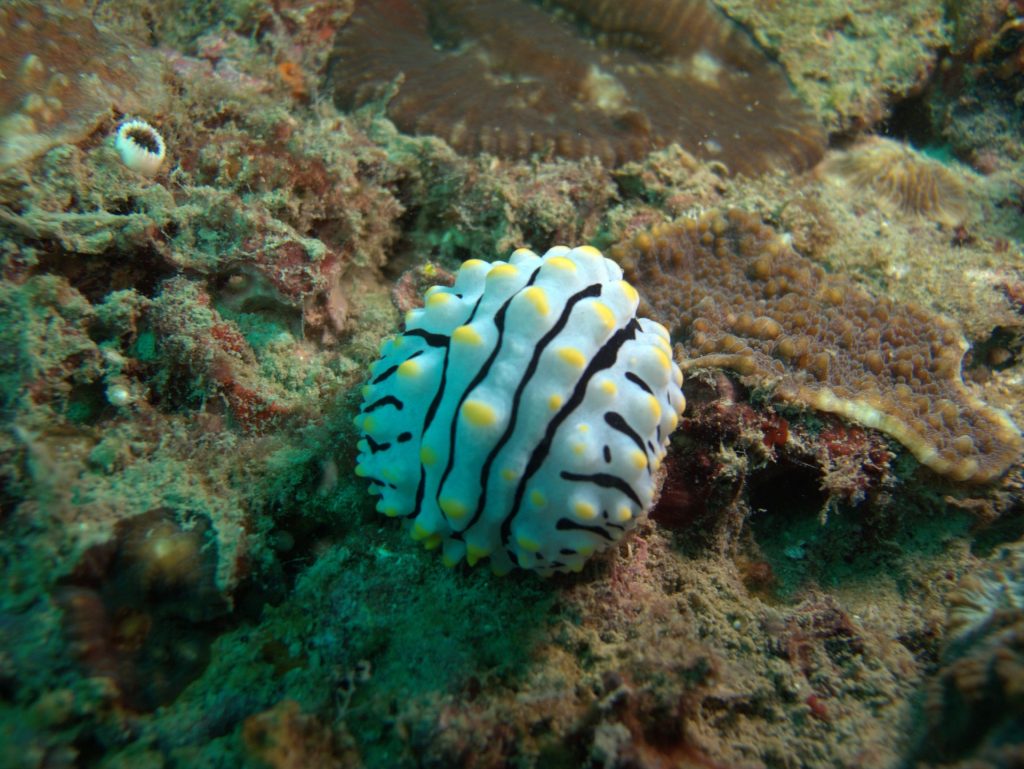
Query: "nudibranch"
355 245 686 575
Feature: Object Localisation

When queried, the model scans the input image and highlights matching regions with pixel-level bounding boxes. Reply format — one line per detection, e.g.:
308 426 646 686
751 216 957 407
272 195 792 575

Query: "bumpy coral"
328 0 825 174
819 137 972 227
610 210 1023 483
355 245 686 575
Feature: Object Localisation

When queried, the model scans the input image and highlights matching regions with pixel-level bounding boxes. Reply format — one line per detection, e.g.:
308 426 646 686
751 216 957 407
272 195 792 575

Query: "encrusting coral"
328 0 825 174
610 209 1023 483
355 245 686 575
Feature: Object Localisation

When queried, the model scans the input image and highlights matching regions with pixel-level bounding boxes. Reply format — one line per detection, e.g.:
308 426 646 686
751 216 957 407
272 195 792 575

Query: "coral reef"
328 0 825 173
611 209 1023 482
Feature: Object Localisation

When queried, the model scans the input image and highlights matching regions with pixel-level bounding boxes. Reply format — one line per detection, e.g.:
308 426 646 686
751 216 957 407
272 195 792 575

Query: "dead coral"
611 209 1023 482
820 137 973 227
328 0 825 174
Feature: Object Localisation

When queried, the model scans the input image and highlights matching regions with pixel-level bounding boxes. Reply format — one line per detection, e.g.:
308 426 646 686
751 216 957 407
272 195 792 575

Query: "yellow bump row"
545 256 577 272
557 347 586 369
462 399 498 426
397 359 421 378
439 497 468 519
522 286 549 316
453 324 483 345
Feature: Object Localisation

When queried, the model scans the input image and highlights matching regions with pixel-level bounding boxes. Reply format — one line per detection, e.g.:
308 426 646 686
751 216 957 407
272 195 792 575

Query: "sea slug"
355 245 686 574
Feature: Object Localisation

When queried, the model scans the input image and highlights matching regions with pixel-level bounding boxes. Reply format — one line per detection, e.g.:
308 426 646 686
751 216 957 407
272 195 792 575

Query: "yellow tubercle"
529 489 546 508
646 394 662 423
420 445 438 466
652 347 672 372
548 394 563 411
354 463 368 477
521 286 549 316
461 258 487 270
501 468 519 482
630 450 648 470
487 263 518 280
426 291 452 307
516 534 541 552
397 359 421 378
467 543 491 566
615 505 633 523
545 256 577 272
439 497 469 520
592 301 617 331
574 245 603 259
462 399 498 427
452 325 483 346
423 533 443 550
599 379 617 397
557 347 586 369
616 280 639 306
411 521 433 540
573 501 597 520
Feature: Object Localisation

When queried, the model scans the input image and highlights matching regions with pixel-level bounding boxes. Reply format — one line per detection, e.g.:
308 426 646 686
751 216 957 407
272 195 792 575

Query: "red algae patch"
0 1 165 169
327 0 825 174
610 209 1023 483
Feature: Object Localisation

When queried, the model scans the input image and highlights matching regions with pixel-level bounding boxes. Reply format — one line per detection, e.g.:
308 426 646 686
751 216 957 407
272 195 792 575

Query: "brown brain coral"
610 210 1023 483
327 0 825 174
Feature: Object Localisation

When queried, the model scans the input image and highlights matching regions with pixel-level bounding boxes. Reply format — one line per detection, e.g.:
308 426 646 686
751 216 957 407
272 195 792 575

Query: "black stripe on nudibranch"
555 517 615 541
436 267 543 521
559 470 643 508
405 328 450 347
371 350 423 384
397 432 413 442
362 395 404 413
603 445 612 463
463 281 603 532
498 319 642 547
604 411 648 456
364 434 391 453
625 371 654 394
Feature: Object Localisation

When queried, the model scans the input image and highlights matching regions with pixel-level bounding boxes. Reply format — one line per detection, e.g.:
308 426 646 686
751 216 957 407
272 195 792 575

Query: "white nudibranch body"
114 118 166 176
355 245 686 575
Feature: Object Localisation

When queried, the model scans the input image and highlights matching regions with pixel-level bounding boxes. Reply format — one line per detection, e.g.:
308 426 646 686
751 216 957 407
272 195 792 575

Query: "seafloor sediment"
0 1 1022 767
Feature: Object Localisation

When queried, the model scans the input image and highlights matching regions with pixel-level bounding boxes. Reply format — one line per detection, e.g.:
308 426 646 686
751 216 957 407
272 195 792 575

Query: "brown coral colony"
611 211 1023 483
328 0 825 174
